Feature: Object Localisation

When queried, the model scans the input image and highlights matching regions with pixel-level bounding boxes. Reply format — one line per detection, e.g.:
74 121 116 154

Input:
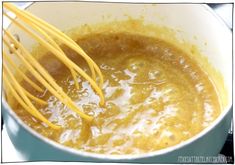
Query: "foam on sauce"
13 32 221 155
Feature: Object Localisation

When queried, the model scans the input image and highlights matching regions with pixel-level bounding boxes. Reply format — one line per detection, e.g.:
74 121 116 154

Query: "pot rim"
2 2 232 161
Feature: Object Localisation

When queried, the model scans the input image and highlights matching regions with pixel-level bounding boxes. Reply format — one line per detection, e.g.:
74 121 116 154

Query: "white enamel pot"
2 2 232 163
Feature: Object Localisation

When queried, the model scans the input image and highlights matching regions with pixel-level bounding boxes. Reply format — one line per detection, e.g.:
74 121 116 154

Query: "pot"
2 2 232 163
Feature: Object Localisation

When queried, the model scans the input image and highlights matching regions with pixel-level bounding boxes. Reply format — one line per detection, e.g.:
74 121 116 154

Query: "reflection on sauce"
14 33 221 155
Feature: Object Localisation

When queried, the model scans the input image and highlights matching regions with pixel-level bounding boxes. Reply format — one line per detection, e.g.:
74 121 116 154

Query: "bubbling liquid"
13 33 221 155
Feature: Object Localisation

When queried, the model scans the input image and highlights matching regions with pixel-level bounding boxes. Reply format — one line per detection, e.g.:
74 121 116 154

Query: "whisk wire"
3 12 104 105
3 52 47 106
3 51 44 92
3 3 105 129
4 3 104 87
3 31 94 122
3 64 61 129
6 12 81 90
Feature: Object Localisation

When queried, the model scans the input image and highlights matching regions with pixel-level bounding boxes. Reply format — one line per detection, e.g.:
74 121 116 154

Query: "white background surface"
1 2 233 163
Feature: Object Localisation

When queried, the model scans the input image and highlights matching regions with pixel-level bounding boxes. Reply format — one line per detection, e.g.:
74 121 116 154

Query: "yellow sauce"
13 32 221 155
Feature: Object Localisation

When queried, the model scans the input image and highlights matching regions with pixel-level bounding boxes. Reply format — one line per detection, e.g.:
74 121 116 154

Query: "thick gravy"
13 33 221 155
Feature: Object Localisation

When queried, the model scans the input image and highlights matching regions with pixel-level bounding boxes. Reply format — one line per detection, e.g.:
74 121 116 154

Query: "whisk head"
3 3 105 129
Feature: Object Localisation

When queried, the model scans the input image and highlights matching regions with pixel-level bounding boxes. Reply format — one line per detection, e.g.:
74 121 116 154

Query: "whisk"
3 3 105 129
